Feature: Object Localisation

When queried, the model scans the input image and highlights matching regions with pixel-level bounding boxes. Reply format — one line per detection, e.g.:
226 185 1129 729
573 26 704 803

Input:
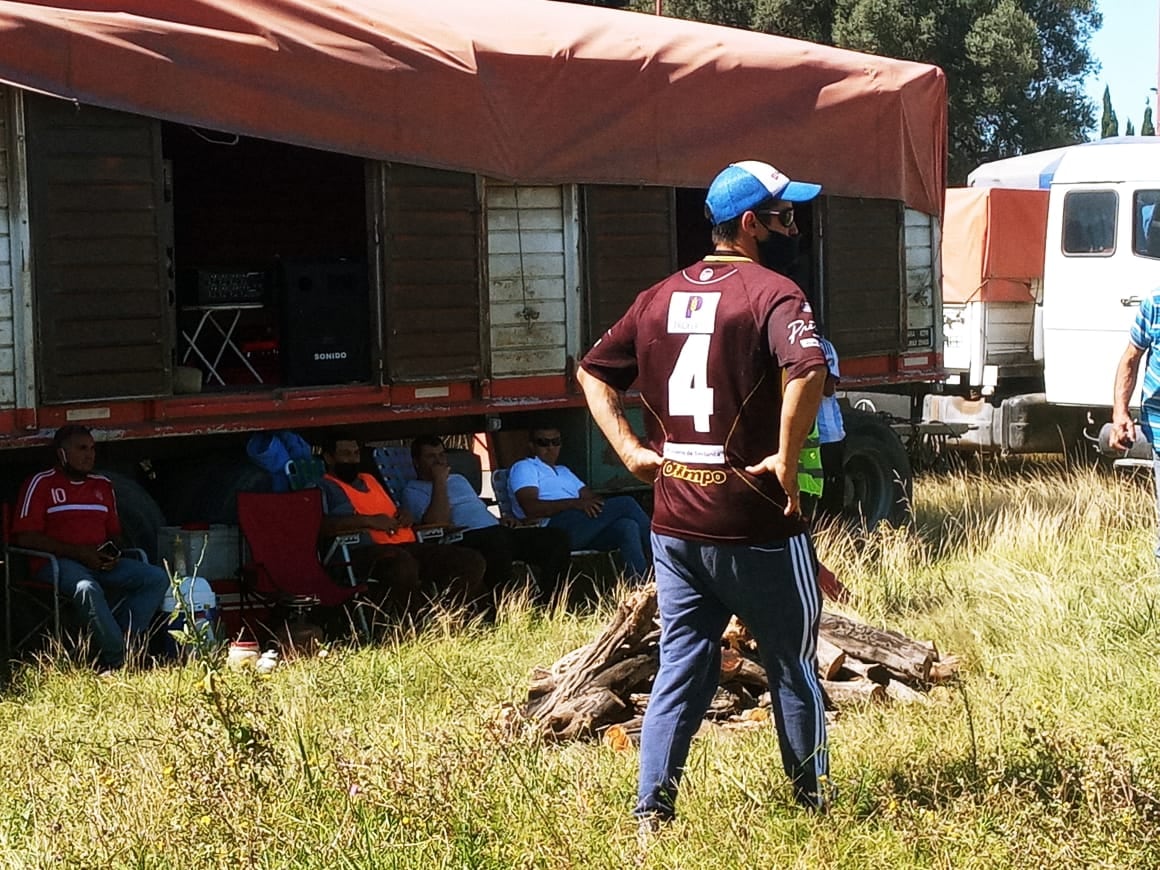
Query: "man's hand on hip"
745 453 800 516
623 444 662 484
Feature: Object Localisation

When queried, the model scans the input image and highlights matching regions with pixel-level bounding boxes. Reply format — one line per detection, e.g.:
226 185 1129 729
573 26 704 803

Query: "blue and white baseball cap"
704 160 822 224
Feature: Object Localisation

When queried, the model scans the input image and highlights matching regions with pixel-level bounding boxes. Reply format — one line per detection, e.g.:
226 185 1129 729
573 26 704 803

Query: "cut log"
720 649 769 691
723 615 756 652
816 637 846 680
884 679 930 705
588 653 657 693
821 678 887 706
544 688 627 741
928 655 961 682
520 584 956 743
603 716 643 750
820 612 935 682
524 585 658 737
837 658 890 685
706 687 745 720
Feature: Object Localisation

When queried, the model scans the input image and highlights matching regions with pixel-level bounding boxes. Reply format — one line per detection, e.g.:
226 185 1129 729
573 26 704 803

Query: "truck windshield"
1062 190 1117 256
1133 191 1160 259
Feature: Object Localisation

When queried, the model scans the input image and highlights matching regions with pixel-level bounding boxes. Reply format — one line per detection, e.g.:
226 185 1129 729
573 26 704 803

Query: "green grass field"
3 460 1160 869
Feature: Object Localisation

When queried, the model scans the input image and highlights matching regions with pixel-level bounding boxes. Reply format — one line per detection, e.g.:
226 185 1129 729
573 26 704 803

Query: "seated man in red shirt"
318 432 486 622
12 425 168 672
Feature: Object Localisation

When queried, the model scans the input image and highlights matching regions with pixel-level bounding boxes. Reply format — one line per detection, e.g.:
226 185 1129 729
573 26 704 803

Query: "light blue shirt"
816 336 845 444
401 474 499 532
1129 291 1160 445
507 456 586 520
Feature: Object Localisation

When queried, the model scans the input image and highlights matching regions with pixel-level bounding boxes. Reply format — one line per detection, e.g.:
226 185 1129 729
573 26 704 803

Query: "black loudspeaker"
279 259 371 386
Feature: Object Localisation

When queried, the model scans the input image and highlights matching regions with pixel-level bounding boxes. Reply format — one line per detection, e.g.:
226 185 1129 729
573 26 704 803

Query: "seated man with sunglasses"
508 427 652 580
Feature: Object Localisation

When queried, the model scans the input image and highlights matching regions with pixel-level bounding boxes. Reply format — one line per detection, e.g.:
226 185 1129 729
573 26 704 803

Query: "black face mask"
331 462 360 483
757 230 800 277
60 462 88 482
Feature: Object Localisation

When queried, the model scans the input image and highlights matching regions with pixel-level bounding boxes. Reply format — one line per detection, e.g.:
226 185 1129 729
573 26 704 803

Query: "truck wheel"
102 470 166 562
190 459 274 525
841 410 913 527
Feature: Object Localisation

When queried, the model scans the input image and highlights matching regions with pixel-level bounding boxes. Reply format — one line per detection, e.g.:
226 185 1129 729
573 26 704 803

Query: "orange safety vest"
324 472 416 545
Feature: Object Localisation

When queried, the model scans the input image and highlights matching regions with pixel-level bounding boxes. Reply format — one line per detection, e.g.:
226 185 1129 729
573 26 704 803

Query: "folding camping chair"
236 489 370 637
3 503 63 657
284 455 363 593
490 468 617 574
2 503 149 657
371 445 466 543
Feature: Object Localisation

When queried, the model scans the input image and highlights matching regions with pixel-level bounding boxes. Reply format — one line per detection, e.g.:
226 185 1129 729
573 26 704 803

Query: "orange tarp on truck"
942 187 1049 303
0 0 946 216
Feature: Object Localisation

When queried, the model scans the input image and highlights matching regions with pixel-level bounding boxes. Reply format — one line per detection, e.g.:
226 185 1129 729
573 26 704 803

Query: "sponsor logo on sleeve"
786 318 817 345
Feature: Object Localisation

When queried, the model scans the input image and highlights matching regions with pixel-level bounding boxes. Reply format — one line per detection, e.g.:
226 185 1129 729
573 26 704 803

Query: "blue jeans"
547 495 652 577
40 557 169 667
636 531 827 819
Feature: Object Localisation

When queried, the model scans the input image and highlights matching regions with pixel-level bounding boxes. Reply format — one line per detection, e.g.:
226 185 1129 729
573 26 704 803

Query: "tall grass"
2 460 1160 868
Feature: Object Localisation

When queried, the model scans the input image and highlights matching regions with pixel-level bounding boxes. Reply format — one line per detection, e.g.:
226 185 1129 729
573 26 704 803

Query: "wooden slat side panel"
383 163 481 382
0 87 16 406
822 196 904 358
904 207 938 348
25 96 171 402
583 185 675 348
487 183 567 377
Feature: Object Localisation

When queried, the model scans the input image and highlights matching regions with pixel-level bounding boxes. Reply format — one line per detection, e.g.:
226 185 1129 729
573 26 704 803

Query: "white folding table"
180 303 266 386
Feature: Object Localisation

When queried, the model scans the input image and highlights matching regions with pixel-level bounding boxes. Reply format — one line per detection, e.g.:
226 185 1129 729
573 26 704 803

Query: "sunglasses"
756 207 795 228
534 437 562 447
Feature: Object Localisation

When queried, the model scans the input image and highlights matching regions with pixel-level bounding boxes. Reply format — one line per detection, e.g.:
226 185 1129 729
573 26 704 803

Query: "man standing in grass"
1112 293 1160 558
577 161 830 828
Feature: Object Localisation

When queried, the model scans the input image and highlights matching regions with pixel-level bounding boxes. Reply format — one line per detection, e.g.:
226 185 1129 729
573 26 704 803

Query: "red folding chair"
236 490 369 635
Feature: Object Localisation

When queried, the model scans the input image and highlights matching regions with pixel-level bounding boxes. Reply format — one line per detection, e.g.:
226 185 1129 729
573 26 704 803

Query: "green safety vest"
798 423 824 497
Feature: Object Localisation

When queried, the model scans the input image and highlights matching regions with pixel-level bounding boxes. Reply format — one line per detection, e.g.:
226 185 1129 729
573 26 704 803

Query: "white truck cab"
1042 138 1160 409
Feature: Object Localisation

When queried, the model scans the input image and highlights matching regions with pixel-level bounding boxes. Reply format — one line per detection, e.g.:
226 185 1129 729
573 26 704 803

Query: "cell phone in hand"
97 541 121 559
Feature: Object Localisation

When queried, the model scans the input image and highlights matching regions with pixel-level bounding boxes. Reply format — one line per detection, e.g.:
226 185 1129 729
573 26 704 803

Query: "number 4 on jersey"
668 334 714 432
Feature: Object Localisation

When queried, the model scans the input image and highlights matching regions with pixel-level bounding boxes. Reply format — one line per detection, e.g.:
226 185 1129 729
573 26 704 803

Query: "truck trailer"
0 0 948 552
861 139 1160 462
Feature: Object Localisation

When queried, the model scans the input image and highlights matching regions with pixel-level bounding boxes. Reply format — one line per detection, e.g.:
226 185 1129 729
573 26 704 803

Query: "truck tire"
102 470 166 562
189 459 274 526
840 410 912 527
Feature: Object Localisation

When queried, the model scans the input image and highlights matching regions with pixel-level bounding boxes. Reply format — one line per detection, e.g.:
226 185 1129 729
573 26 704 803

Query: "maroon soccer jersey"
581 255 826 544
13 468 122 547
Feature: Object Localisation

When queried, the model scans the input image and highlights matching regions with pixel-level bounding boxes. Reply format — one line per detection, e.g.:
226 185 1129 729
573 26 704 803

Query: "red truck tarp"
0 0 946 215
942 187 1049 303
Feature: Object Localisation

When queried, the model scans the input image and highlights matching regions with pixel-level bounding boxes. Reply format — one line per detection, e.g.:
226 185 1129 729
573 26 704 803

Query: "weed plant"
1 459 1160 867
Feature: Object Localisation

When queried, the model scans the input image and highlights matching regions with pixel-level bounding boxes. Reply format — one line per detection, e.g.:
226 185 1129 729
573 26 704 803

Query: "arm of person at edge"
515 485 604 520
575 367 663 485
744 365 828 516
1111 342 1146 450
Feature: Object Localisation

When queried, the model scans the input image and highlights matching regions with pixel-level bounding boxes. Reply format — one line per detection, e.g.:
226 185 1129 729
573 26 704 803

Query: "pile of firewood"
520 584 959 744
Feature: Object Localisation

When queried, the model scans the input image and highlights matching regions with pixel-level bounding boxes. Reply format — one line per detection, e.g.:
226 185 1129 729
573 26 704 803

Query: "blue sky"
1083 0 1159 134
